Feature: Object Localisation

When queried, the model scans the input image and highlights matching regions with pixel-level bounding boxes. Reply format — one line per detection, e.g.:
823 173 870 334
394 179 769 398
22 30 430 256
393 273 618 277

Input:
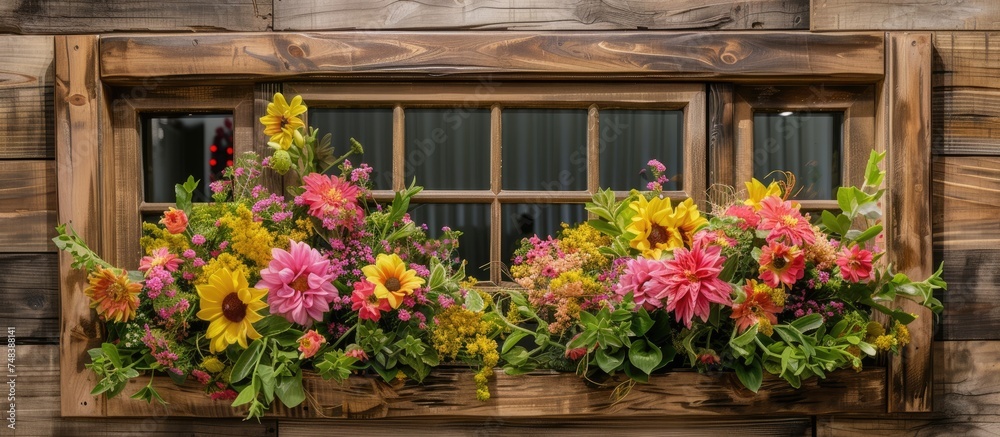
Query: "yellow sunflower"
85 266 142 323
626 196 707 259
361 253 425 309
258 93 306 150
744 178 782 211
196 267 268 353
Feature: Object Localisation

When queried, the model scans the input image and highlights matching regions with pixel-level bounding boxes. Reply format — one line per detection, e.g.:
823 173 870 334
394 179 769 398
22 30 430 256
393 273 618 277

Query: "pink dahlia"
758 241 805 288
298 173 364 230
723 204 760 231
836 244 874 283
615 257 670 311
757 196 815 246
139 247 183 273
653 243 732 328
257 240 338 325
351 279 391 322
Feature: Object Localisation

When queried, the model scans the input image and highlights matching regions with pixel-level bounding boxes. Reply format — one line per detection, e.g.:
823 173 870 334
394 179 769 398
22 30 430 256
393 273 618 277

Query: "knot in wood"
288 45 305 58
68 94 87 106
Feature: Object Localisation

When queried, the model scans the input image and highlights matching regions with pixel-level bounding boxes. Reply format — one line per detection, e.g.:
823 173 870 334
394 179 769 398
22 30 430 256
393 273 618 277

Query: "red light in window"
209 158 217 167
210 144 218 153
227 147 233 155
226 160 234 167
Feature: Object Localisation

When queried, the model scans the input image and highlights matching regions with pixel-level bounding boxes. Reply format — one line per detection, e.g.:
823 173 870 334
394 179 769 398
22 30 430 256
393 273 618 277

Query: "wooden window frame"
54 31 933 418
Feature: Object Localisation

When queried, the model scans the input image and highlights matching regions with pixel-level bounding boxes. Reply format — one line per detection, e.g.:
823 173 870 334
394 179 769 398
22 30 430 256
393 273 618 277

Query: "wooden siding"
932 32 1000 155
0 36 54 159
811 0 1000 31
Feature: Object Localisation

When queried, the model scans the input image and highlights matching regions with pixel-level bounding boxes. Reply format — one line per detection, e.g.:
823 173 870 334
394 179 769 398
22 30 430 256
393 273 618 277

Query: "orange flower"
160 207 188 234
85 266 142 323
731 280 782 335
297 329 326 359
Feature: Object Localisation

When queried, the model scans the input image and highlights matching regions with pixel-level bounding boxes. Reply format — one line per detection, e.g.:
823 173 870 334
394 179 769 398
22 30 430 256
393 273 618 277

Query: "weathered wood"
274 0 809 31
0 0 272 34
932 32 1000 155
708 83 735 192
99 32 885 84
106 367 886 418
811 0 1000 31
817 416 1000 436
0 35 54 159
55 35 106 418
0 253 59 343
0 160 56 252
885 32 933 413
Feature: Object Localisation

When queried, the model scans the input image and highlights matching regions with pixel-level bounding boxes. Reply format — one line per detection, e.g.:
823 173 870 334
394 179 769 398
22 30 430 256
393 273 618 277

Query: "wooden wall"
2 0 999 435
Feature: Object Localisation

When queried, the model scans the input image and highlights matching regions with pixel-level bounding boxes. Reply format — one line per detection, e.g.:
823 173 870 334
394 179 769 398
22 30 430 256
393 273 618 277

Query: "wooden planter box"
102 367 886 418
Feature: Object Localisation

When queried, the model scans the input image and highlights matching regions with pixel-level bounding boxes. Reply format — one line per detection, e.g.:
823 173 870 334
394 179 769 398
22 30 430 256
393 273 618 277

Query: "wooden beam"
885 32 933 413
0 0 272 34
274 0 810 31
708 83 735 193
99 32 885 84
0 35 54 159
932 32 1000 155
812 0 1000 31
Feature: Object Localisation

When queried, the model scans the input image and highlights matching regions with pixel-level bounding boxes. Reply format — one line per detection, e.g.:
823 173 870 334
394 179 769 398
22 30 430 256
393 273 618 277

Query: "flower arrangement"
55 93 946 420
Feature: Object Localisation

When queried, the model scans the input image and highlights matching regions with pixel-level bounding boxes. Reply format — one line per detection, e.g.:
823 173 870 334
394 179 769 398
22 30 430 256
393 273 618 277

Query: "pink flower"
757 196 815 246
191 369 212 385
653 243 732 328
138 247 183 273
191 234 206 245
297 329 326 359
615 257 670 311
298 173 364 230
351 280 390 322
723 205 760 231
758 241 805 288
837 244 874 283
257 240 338 325
693 229 738 248
160 207 188 234
345 347 368 361
210 389 238 401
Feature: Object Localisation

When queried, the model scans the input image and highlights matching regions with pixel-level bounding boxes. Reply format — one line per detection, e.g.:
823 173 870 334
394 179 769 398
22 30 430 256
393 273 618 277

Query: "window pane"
600 110 683 191
309 109 394 189
405 109 490 190
407 203 492 281
753 112 843 200
502 109 587 191
501 203 587 269
142 114 231 203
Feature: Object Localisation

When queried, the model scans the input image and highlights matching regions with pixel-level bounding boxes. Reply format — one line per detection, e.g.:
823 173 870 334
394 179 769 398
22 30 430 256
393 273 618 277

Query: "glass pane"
501 203 588 269
407 203 492 281
309 108 394 189
405 109 490 190
502 109 587 191
753 112 843 200
600 110 683 191
142 114 231 203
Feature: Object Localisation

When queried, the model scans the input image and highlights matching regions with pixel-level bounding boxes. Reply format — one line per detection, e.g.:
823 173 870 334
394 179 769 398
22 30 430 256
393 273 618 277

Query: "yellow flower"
744 178 782 211
201 356 226 374
626 196 707 259
85 266 142 323
361 253 425 309
219 204 277 270
259 93 306 150
196 267 268 353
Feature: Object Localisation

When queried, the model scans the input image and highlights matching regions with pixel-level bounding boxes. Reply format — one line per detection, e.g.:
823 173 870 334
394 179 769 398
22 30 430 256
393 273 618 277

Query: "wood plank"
0 160 58 253
106 367 886 417
811 0 1000 31
932 32 1000 155
274 0 809 31
885 32 933 413
0 0 272 33
282 417 813 436
708 83 735 192
0 253 59 343
55 35 106 418
0 35 54 159
817 416 1000 436
932 156 1000 340
0 211 55 252
99 32 885 84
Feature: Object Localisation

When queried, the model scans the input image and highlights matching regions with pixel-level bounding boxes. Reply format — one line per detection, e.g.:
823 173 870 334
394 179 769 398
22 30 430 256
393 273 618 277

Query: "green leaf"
502 331 529 354
502 346 530 367
102 343 122 369
734 359 763 393
464 290 484 312
789 314 824 333
586 219 621 237
275 371 306 408
427 263 446 291
578 310 599 328
231 339 265 384
232 385 256 407
731 324 759 348
632 307 655 337
256 316 293 337
821 210 846 235
853 225 883 245
837 187 857 217
864 150 887 188
627 339 662 375
595 348 625 373
257 365 276 404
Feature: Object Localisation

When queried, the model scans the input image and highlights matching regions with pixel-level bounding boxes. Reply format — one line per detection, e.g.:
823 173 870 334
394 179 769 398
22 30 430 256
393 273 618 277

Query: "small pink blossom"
138 248 183 273
297 329 326 359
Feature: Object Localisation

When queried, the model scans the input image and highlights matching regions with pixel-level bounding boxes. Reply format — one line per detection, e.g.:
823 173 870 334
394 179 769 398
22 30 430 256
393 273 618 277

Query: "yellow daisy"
744 178 783 211
361 253 425 309
196 267 268 353
85 266 142 323
258 93 306 150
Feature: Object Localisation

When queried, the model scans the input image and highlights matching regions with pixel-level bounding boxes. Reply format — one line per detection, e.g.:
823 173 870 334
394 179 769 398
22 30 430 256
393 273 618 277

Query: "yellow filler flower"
259 93 307 150
196 267 268 353
362 253 426 309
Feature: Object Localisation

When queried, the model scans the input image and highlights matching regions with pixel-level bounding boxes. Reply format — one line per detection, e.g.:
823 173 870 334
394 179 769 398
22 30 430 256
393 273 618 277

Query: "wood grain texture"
811 0 1000 31
708 83 735 192
0 35 54 159
274 0 809 31
105 367 886 418
885 32 933 413
932 156 1000 340
932 32 1000 155
99 32 885 84
0 0 272 34
0 253 59 343
0 160 56 252
55 35 107 418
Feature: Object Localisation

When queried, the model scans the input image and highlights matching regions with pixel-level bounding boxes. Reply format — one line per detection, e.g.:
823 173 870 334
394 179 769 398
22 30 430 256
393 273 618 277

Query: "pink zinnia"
257 240 338 325
138 247 183 273
723 204 760 231
758 241 806 288
298 173 364 230
351 279 390 322
693 229 738 248
837 244 874 283
615 257 670 311
653 243 732 328
757 196 815 246
297 329 326 359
